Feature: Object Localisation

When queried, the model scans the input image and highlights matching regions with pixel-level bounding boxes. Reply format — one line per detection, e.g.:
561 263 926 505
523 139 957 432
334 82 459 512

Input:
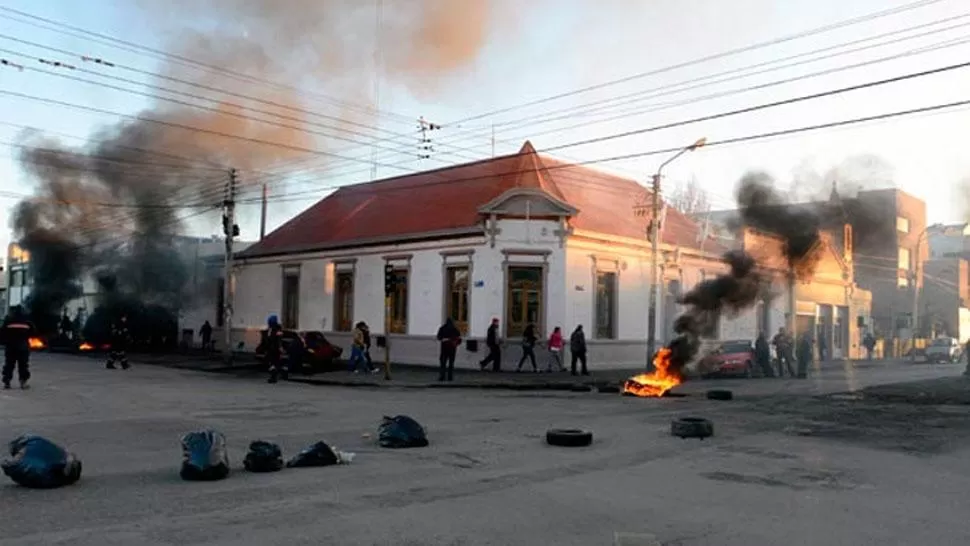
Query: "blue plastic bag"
1 435 82 489
378 415 429 449
180 430 230 481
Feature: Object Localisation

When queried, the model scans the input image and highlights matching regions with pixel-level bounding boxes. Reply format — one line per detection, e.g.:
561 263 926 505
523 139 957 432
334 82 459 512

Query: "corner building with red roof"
231 142 872 368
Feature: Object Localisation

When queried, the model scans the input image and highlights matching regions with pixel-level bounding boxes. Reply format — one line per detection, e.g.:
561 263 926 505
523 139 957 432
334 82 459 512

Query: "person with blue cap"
265 314 287 384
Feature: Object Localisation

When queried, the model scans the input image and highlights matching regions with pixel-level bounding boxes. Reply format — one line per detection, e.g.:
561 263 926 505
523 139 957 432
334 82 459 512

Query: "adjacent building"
701 185 926 344
231 142 872 367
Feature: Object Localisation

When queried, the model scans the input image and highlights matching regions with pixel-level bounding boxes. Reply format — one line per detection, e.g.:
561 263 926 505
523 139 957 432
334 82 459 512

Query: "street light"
911 222 942 361
637 137 706 369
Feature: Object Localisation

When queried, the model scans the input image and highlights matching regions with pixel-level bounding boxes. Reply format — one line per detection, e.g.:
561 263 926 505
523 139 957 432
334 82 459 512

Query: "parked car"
699 339 755 378
255 329 344 373
924 336 962 363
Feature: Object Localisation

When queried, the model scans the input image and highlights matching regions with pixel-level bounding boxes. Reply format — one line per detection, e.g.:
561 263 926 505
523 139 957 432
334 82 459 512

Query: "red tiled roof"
241 142 725 257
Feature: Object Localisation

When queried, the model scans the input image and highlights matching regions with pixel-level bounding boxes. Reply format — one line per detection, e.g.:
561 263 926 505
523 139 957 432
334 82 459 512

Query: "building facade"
231 142 872 368
928 223 970 259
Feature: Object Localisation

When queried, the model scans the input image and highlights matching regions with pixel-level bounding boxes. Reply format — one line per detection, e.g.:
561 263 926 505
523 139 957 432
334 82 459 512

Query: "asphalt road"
0 354 968 545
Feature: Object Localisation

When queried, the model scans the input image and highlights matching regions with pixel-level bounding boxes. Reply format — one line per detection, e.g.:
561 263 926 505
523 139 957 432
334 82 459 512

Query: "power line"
440 0 945 127
0 6 417 124
231 56 970 196
0 32 424 148
233 97 970 203
0 88 425 171
435 16 970 151
491 15 970 133
539 58 970 155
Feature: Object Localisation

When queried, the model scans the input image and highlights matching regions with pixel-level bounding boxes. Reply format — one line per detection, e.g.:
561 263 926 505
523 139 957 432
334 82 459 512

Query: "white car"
924 337 963 363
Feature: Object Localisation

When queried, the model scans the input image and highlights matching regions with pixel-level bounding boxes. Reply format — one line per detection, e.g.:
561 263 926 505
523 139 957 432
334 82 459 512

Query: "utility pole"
646 173 662 369
371 0 383 181
222 168 239 364
641 137 706 370
259 182 268 241
418 116 440 160
383 264 394 381
491 124 496 157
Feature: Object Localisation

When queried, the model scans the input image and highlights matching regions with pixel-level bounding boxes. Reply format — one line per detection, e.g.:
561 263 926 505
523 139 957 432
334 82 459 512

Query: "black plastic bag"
180 430 230 481
378 415 429 448
244 441 283 473
286 441 339 468
1 435 82 489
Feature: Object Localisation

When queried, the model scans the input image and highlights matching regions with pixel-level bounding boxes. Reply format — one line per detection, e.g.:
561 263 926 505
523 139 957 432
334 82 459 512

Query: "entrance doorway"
506 266 543 338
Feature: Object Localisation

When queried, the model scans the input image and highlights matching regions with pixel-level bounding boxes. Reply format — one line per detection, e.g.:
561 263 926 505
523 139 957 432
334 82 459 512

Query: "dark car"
255 329 343 374
699 340 755 378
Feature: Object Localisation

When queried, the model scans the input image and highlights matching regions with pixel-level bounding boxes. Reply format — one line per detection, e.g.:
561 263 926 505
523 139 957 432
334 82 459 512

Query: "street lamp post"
910 223 941 362
639 137 706 369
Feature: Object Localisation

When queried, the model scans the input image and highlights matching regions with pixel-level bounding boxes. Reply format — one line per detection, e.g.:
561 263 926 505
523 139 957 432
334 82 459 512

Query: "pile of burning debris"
622 172 832 398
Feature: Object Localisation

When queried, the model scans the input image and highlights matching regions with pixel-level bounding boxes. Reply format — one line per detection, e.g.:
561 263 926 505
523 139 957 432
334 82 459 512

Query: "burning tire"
545 429 593 447
706 389 734 401
671 417 714 439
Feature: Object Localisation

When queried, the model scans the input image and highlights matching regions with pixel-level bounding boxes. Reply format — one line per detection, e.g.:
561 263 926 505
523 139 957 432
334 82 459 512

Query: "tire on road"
546 428 593 447
706 389 734 401
671 417 714 439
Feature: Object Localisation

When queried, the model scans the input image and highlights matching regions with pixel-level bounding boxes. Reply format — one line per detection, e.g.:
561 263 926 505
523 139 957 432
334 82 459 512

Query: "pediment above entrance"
478 188 577 218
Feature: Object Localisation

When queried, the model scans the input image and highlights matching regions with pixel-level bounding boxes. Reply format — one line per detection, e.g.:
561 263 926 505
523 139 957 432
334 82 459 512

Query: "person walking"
350 322 375 374
864 332 876 360
478 318 502 372
1 306 36 389
106 314 131 370
754 331 774 378
516 322 538 372
265 314 287 383
772 327 795 377
546 326 565 372
569 324 588 376
199 320 213 351
361 322 374 369
436 318 462 382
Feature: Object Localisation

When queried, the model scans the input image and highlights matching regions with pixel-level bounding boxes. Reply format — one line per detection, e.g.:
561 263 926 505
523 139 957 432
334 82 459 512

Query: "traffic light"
384 264 395 296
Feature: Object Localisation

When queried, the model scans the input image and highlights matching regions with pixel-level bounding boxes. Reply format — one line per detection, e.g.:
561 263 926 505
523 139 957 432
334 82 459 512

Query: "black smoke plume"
663 171 825 375
9 1 514 336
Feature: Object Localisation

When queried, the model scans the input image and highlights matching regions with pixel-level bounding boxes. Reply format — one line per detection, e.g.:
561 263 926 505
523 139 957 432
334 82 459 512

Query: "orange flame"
78 342 94 351
28 337 46 350
621 347 683 397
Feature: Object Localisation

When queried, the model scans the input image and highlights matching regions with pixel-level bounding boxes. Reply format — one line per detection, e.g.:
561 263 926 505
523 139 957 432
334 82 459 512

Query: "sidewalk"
103 350 925 392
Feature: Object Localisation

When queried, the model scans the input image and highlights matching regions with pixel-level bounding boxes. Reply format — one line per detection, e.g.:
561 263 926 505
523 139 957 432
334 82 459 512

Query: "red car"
255 330 343 374
699 340 755 378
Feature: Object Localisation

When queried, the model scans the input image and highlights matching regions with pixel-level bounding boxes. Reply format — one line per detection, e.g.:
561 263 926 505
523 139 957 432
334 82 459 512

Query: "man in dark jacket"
754 331 773 377
478 318 502 372
199 320 213 351
106 314 131 370
570 324 588 376
436 318 462 382
265 314 286 384
1 306 36 389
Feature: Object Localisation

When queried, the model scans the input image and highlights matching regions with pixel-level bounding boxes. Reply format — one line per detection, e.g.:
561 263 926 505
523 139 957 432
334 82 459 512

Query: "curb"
286 377 622 392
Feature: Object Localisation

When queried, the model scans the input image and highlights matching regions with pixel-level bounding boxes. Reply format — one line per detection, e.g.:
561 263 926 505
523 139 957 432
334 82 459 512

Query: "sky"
1 0 969 255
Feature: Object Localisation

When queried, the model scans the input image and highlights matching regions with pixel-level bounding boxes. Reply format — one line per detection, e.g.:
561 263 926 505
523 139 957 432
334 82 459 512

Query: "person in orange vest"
1 306 36 389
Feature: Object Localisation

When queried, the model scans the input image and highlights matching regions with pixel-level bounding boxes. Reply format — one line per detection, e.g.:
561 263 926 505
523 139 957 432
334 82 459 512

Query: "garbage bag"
180 430 230 481
1 435 82 489
378 415 429 448
285 441 354 467
244 440 283 473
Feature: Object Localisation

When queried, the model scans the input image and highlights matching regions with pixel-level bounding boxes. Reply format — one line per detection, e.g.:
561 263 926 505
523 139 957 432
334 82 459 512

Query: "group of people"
472 318 590 380
752 326 814 379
